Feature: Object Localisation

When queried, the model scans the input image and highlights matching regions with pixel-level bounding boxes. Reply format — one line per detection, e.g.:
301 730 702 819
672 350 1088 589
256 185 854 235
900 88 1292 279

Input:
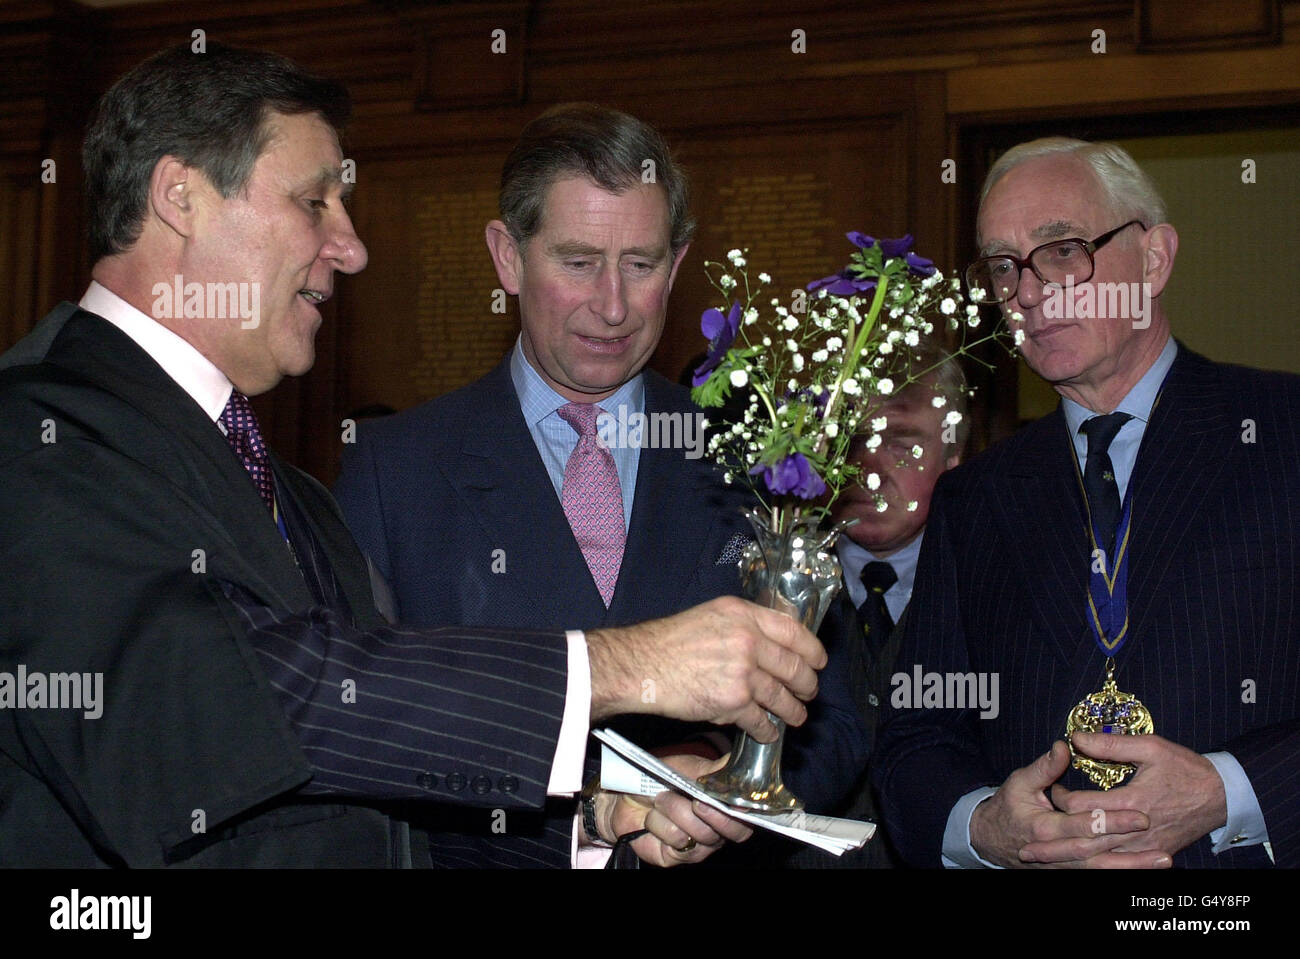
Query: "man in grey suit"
0 43 826 867
336 103 867 866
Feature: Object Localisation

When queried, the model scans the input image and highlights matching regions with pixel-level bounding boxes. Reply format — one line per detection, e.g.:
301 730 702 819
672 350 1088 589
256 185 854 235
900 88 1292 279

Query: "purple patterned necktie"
220 389 275 513
558 402 625 607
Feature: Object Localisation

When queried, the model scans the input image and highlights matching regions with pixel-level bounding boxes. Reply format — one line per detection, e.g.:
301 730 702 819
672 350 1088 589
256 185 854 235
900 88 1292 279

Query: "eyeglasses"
964 220 1145 304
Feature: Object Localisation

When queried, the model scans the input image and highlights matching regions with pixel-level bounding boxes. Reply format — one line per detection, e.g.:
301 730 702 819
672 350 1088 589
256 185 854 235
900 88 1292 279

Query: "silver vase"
697 510 848 812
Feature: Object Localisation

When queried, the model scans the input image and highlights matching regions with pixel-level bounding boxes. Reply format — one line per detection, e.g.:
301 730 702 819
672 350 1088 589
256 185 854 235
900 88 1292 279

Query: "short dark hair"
498 102 694 254
82 42 351 263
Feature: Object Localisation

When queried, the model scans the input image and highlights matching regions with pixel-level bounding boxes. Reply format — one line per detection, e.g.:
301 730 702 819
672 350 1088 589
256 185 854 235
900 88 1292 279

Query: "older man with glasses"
873 136 1300 870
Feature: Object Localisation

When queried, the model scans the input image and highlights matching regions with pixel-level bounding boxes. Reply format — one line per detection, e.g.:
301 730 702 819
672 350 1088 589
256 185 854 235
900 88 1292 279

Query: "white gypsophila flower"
932 395 947 408
911 444 923 459
967 314 981 329
966 304 979 317
1010 310 1025 324
922 321 934 334
826 336 843 351
825 307 839 319
758 272 771 283
865 433 882 450
872 415 888 432
1013 329 1026 347
744 308 759 325
786 338 799 352
944 410 963 426
889 307 903 319
904 330 920 347
783 317 799 332
825 422 839 438
887 329 902 343
788 378 799 391
923 273 942 289
940 298 957 315
775 305 789 317
866 472 881 491
812 349 828 363
877 378 894 395
723 471 733 484
878 341 893 355
727 248 743 263
875 498 888 513
969 287 986 302
792 354 805 372
842 377 861 396
719 274 735 289
734 255 747 268
730 369 748 387
731 423 744 434
762 336 772 347
907 500 919 512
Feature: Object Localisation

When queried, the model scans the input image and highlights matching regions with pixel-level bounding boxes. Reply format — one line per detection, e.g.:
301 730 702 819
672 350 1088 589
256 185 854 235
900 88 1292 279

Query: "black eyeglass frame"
965 219 1147 304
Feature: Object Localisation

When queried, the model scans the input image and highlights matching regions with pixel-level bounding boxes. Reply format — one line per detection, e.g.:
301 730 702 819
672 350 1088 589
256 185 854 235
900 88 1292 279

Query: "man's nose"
1013 263 1045 309
323 207 368 274
591 264 628 324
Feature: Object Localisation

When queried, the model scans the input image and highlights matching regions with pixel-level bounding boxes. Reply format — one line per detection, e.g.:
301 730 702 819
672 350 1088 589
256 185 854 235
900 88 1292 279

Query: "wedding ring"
679 838 697 853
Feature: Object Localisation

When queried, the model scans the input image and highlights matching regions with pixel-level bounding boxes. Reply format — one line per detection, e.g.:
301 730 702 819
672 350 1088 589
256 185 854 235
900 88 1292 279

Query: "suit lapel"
613 373 722 621
1126 345 1233 637
48 312 313 611
995 408 1094 668
441 358 608 625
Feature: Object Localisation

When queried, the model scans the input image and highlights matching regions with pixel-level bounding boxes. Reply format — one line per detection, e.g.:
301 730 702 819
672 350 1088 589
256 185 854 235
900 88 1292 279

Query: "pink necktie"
558 403 625 607
220 389 275 513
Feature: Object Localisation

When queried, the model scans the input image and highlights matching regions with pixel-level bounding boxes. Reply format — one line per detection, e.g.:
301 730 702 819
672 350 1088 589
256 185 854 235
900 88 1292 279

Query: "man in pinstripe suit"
0 44 825 867
874 137 1299 869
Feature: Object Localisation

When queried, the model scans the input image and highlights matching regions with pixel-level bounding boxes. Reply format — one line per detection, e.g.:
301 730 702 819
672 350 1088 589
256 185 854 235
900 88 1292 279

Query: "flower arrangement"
690 232 1012 533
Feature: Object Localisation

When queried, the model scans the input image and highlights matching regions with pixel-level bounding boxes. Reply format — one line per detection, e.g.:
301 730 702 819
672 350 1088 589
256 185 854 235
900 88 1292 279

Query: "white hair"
978 137 1168 230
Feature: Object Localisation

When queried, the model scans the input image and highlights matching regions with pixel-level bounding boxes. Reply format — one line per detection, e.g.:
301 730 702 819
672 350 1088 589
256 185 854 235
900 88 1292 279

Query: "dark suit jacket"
335 353 869 865
0 308 567 866
873 345 1300 868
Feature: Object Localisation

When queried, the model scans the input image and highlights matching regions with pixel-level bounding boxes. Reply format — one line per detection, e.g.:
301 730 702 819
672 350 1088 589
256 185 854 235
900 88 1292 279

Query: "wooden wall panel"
4 0 1300 481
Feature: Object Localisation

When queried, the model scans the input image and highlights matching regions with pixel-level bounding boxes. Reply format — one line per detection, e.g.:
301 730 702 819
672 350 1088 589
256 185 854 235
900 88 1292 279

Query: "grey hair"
978 137 1168 231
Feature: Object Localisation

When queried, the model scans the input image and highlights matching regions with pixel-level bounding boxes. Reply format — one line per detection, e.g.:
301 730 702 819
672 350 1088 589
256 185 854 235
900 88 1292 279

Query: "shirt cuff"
942 786 1002 868
571 807 614 869
1204 751 1269 855
547 629 591 796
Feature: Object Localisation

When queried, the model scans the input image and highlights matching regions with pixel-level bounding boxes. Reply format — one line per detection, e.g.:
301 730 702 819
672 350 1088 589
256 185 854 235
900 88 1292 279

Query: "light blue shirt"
838 533 923 624
943 336 1269 867
509 337 642 531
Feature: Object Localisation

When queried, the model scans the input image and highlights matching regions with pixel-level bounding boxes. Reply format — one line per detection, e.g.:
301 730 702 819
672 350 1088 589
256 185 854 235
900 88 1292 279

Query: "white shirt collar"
79 281 233 422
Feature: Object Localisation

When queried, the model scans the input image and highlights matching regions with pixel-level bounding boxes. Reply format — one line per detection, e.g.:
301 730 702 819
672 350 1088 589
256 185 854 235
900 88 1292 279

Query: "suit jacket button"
499 775 519 794
416 773 437 791
445 772 467 792
471 775 492 795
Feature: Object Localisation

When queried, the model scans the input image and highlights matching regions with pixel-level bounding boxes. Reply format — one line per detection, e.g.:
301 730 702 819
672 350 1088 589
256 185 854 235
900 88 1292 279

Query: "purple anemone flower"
847 231 876 249
749 453 827 500
807 269 877 296
904 251 936 277
692 301 742 387
787 386 832 412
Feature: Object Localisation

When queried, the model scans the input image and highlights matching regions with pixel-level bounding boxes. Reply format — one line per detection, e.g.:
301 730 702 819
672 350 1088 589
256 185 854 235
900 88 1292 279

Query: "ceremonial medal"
1066 423 1155 789
1065 657 1154 789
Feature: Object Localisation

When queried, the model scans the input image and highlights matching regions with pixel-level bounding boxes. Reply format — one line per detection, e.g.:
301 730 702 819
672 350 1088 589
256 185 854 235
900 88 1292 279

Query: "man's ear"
666 242 690 291
485 220 523 295
148 156 199 239
1141 223 1178 299
945 451 962 472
